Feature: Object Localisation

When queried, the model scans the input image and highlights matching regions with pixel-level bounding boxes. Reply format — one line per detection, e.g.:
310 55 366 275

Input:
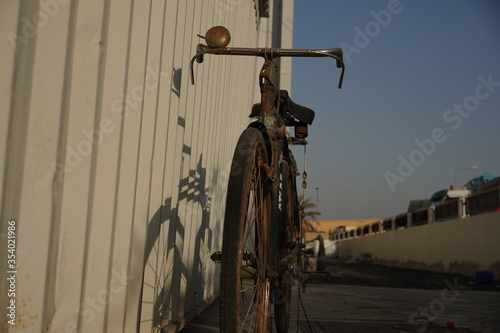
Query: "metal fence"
332 186 500 241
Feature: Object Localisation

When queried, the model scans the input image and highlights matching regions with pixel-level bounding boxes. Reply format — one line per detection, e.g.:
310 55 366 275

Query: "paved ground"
180 263 500 332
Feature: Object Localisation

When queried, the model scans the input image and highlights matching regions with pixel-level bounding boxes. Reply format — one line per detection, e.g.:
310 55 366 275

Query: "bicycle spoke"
239 279 270 332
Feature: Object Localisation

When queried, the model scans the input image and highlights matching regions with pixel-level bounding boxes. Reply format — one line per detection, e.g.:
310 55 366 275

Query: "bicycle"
190 26 345 333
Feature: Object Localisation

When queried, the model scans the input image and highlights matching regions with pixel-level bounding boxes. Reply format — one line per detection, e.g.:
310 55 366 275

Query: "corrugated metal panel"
0 0 293 332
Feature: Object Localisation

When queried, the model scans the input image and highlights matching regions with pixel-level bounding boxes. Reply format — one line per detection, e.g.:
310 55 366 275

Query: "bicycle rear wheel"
221 127 272 332
274 159 298 332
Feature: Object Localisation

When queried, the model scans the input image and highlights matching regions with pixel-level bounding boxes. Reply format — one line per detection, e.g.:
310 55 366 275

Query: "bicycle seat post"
259 58 280 131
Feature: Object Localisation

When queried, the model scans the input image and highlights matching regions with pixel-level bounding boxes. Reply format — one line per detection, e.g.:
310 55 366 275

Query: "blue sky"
290 0 500 219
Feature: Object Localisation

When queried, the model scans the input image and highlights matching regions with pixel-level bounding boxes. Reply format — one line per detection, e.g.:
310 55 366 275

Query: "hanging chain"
295 146 314 333
302 144 307 192
300 145 308 240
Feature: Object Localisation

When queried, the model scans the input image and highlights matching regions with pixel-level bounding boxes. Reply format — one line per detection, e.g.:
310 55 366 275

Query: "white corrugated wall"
0 0 293 332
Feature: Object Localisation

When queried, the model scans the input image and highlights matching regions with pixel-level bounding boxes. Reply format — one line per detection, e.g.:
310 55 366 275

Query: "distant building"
315 219 379 235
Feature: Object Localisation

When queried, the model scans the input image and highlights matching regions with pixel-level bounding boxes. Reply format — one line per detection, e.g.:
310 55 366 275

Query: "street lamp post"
454 166 478 188
315 187 319 210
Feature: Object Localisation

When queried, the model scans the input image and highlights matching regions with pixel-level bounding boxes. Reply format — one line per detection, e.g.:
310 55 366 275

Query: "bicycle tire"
221 127 272 332
274 159 297 332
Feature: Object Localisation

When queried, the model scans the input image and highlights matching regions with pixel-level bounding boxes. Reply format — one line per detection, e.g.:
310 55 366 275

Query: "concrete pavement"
180 281 500 332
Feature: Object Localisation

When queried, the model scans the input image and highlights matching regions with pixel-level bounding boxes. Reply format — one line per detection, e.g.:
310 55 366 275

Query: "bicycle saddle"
249 90 315 125
279 90 315 125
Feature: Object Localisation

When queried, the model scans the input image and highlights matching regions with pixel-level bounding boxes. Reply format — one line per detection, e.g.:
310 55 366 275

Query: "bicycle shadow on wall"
171 67 182 98
138 153 218 329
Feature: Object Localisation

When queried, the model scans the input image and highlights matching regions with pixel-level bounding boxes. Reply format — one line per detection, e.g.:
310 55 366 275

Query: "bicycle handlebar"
190 44 345 88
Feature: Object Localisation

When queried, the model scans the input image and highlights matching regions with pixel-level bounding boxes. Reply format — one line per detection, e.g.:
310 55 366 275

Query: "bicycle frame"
192 29 345 332
191 41 345 259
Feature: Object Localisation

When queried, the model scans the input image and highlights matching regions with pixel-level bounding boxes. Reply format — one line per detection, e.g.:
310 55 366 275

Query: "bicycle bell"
205 26 231 48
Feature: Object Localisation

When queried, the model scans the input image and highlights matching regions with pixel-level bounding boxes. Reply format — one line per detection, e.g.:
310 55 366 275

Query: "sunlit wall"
0 1 293 332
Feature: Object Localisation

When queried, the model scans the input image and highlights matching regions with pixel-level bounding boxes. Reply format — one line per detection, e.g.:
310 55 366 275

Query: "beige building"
0 1 293 332
314 219 379 234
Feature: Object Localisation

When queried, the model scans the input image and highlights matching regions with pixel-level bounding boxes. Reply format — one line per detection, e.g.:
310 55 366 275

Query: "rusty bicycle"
190 26 345 333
